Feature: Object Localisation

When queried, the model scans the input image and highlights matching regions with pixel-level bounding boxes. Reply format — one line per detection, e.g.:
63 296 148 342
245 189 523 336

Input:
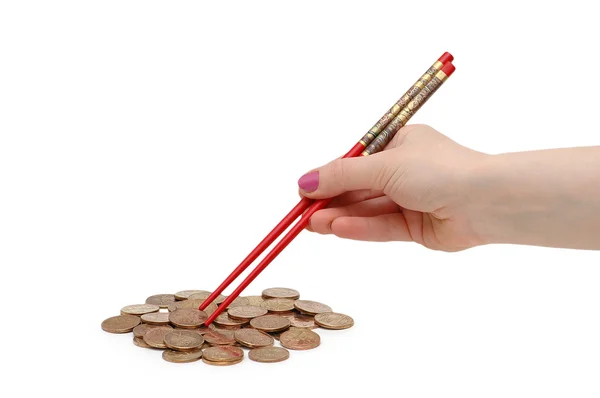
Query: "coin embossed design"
120 304 160 316
101 315 141 333
203 329 236 346
314 312 354 330
162 349 203 363
143 326 176 349
249 346 290 363
188 291 226 305
141 312 170 325
283 312 318 329
168 308 208 329
213 313 249 328
164 330 204 351
243 296 265 307
175 290 210 301
262 287 300 300
133 337 153 348
202 346 244 363
145 294 176 308
261 298 296 313
250 315 291 332
294 300 332 315
227 305 268 320
133 323 172 338
280 328 320 350
234 328 274 348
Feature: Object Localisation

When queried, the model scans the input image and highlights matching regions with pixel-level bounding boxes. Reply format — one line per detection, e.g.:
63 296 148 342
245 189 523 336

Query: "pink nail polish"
298 171 319 192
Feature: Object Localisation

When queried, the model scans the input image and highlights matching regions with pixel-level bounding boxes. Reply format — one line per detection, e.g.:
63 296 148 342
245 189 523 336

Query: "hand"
297 124 489 252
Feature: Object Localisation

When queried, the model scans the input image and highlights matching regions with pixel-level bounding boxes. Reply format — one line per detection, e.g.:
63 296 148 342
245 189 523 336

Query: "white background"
1 1 600 397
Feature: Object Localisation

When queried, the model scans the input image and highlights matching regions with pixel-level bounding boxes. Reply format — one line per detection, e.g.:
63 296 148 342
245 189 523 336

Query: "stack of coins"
101 287 353 365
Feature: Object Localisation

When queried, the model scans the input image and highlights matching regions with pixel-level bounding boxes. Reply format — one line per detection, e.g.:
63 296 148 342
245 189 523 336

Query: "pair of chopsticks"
201 52 456 325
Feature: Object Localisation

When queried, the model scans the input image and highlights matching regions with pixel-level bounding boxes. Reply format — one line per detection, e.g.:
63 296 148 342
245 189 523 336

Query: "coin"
261 298 295 313
101 314 141 333
314 312 354 330
234 328 274 348
294 300 332 315
262 287 300 300
140 312 170 325
203 329 236 346
280 328 320 350
174 324 214 335
164 330 204 351
162 349 203 363
169 308 208 329
145 294 176 308
133 337 154 349
188 291 226 305
120 304 160 316
249 315 291 333
173 298 218 316
227 305 268 320
202 346 244 363
133 323 172 338
243 296 265 307
143 326 175 349
202 357 243 366
174 290 209 301
213 313 248 328
249 346 290 363
283 312 317 329
224 296 250 308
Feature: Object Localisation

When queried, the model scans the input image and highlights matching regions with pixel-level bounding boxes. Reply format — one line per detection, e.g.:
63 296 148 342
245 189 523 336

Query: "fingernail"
298 171 319 192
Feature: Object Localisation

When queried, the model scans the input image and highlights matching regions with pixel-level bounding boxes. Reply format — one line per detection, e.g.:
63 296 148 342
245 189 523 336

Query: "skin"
298 124 600 251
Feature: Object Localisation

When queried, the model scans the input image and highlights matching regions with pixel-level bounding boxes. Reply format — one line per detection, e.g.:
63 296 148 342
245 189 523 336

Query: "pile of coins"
101 287 353 365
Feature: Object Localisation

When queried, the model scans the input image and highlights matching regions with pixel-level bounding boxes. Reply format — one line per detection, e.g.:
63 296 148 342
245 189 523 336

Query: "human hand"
297 124 489 252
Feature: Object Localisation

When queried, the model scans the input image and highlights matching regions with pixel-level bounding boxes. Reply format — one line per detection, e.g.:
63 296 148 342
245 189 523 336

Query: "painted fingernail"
298 171 319 192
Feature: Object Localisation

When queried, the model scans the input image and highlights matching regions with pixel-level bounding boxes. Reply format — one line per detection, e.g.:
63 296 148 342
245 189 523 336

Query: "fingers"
297 151 396 199
331 213 415 242
309 196 399 234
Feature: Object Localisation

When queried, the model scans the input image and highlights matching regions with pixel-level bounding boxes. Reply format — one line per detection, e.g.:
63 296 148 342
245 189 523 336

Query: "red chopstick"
201 54 454 323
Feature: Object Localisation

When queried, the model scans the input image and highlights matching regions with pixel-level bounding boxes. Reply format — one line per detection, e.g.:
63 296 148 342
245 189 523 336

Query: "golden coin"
262 287 300 300
133 323 172 338
234 328 274 348
140 312 170 325
294 300 332 315
203 329 236 346
213 313 248 328
188 291 226 305
169 308 207 329
261 298 295 313
249 346 290 363
133 337 153 349
202 346 244 363
162 349 203 363
143 326 175 349
280 328 320 350
164 330 204 351
227 305 268 320
314 312 354 330
202 357 243 366
120 304 160 316
224 296 250 308
145 294 176 308
283 312 317 329
174 325 214 335
174 290 209 300
101 314 141 333
249 315 290 333
243 296 265 307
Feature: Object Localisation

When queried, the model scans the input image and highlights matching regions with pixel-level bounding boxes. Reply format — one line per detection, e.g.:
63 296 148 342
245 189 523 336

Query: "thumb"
297 152 394 199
